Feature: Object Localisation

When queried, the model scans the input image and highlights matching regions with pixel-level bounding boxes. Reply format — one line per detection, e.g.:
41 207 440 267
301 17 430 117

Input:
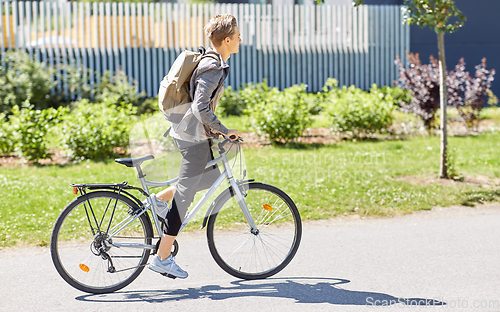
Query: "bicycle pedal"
161 273 177 279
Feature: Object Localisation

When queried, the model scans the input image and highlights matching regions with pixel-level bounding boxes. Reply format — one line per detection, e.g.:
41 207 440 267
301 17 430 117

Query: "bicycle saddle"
115 155 154 167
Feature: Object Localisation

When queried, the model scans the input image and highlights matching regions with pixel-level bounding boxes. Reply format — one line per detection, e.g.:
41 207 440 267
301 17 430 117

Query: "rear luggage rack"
71 181 148 208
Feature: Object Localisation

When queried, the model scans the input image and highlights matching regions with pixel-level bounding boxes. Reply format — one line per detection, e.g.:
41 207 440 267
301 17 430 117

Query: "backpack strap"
204 52 221 63
198 46 221 64
195 46 224 104
163 126 171 138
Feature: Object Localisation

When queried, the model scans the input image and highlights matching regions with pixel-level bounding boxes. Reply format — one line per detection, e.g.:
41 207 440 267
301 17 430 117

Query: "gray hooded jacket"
171 49 229 142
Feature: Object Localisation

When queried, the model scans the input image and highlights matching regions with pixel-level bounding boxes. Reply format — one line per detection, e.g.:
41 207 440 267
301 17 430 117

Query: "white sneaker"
149 255 188 279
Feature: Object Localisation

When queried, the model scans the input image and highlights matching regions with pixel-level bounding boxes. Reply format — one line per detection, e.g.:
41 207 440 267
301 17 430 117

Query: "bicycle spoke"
261 236 283 266
259 212 294 231
229 235 253 257
256 196 285 226
242 237 256 272
259 232 294 251
257 235 278 270
256 198 279 226
257 201 287 227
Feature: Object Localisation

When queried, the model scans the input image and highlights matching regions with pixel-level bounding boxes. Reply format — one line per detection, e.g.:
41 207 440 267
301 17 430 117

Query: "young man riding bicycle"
148 14 242 279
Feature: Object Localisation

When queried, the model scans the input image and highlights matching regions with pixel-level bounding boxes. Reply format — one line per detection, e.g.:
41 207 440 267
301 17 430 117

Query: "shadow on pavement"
75 277 446 307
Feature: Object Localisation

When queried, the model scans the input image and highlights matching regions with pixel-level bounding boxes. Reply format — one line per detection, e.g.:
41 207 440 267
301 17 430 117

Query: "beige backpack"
158 48 219 123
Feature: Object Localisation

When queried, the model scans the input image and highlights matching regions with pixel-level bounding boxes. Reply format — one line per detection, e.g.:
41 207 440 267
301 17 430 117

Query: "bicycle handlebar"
221 134 245 142
217 135 244 154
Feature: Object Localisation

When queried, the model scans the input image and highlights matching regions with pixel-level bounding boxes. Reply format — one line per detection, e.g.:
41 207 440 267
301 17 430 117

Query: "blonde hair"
204 14 237 47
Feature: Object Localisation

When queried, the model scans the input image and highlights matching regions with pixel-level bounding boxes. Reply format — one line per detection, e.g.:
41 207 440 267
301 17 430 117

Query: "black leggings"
162 139 220 236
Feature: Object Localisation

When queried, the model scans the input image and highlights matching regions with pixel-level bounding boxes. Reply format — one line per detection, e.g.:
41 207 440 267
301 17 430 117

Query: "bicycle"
50 136 302 294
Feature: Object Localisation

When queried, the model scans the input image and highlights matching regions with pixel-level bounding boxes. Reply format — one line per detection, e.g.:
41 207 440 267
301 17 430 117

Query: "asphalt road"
1 203 500 312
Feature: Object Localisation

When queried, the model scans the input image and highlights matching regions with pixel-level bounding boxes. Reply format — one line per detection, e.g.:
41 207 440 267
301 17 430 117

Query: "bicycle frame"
108 142 256 251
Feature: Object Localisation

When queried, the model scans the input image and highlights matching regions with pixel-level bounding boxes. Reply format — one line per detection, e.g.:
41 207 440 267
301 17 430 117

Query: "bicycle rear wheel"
50 191 153 294
207 183 302 279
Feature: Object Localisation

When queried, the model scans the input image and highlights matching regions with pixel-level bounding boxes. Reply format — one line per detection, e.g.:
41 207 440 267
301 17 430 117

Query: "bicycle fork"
222 156 258 234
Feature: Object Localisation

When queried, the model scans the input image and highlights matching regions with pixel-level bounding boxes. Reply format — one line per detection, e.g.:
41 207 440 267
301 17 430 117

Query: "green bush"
0 51 145 116
324 84 396 137
239 80 272 110
136 96 158 116
0 113 15 155
9 102 65 163
217 86 245 117
0 51 57 115
246 83 312 144
92 70 144 106
376 85 413 108
306 92 323 116
217 82 276 117
58 97 137 160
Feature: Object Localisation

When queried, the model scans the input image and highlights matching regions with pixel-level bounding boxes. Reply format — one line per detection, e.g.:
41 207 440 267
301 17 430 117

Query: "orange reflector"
73 187 78 195
79 263 90 272
263 204 273 211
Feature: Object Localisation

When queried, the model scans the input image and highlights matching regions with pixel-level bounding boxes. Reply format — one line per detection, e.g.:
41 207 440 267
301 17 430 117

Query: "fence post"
7 3 410 97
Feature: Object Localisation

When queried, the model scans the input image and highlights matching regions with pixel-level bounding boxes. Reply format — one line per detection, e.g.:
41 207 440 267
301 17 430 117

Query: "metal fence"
1 1 409 96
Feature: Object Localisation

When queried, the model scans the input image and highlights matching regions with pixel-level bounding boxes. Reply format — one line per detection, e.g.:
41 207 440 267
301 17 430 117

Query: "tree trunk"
437 32 448 179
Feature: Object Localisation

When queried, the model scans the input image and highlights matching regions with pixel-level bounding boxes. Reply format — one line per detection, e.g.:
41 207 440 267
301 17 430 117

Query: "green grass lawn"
244 132 500 220
481 107 500 123
1 130 499 248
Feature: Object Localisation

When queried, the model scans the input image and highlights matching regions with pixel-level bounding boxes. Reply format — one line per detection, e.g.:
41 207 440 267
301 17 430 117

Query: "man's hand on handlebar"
213 129 243 142
227 129 239 141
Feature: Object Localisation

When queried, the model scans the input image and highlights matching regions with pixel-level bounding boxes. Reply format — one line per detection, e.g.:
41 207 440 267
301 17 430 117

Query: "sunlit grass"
1 130 499 248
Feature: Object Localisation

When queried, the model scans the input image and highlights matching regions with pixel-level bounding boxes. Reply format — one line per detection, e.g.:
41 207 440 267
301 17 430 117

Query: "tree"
353 0 466 179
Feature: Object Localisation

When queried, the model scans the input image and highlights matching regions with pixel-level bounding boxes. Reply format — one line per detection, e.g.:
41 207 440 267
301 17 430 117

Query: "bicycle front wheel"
50 191 153 294
207 183 302 279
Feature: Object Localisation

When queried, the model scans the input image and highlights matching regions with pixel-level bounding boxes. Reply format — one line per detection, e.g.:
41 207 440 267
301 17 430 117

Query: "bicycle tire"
207 183 302 280
50 191 153 294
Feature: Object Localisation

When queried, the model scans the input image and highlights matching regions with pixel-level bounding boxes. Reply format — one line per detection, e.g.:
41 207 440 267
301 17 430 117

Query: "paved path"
1 204 500 312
